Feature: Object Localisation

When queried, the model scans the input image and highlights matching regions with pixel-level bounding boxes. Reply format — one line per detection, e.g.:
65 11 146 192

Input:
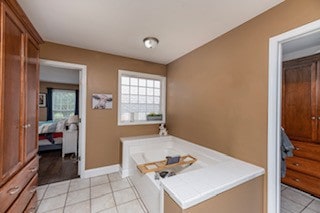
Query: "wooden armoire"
281 53 320 198
0 0 42 212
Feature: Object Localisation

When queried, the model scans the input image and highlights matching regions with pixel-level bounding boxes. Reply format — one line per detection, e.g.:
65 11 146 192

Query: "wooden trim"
1 0 43 44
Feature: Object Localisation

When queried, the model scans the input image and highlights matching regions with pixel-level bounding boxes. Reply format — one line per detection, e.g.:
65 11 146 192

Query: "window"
118 70 166 125
52 89 76 120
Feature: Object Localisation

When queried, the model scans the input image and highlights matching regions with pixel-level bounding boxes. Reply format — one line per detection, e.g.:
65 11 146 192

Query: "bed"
38 119 67 152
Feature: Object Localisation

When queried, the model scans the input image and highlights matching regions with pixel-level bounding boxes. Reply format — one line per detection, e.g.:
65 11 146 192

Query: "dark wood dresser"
0 0 43 212
281 54 320 198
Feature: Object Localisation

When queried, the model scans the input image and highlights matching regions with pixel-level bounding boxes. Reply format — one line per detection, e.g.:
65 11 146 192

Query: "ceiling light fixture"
143 37 159 49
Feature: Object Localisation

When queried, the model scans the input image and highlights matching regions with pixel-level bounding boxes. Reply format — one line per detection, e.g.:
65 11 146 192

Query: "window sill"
118 120 164 126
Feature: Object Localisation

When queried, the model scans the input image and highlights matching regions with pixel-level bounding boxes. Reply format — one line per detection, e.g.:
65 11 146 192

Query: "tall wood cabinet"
281 53 320 198
0 0 42 212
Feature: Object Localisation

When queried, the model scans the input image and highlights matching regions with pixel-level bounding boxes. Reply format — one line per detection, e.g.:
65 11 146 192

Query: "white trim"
268 19 320 213
40 59 87 179
83 164 120 179
117 69 166 126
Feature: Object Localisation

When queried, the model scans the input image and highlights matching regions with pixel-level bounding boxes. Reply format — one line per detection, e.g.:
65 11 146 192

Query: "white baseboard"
83 164 120 179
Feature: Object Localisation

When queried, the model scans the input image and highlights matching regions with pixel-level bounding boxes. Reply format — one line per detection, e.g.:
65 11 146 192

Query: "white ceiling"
40 65 79 84
18 0 283 64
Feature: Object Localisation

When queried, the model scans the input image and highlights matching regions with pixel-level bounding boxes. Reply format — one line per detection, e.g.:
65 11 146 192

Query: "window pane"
121 94 129 103
147 88 153 96
147 96 153 104
154 80 160 88
122 76 130 85
154 97 160 104
130 95 138 103
52 89 76 120
139 79 146 87
154 89 160 96
147 80 154 87
139 87 146 95
139 96 146 104
130 86 138 95
130 77 138 86
122 85 129 94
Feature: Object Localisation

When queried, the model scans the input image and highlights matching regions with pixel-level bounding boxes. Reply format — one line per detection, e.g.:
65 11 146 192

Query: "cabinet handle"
29 167 38 172
294 178 300 182
22 124 31 128
295 147 300 151
311 116 316 120
293 163 300 166
7 186 20 195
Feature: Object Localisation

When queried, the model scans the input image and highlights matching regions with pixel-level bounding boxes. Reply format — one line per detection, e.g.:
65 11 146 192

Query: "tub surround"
121 135 265 212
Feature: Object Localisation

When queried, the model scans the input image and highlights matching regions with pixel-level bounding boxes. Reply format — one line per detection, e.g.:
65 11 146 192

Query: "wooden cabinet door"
282 61 317 142
24 35 39 162
0 5 26 186
316 61 320 143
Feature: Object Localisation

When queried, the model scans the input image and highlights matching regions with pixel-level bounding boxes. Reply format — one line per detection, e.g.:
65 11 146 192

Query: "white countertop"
160 158 265 209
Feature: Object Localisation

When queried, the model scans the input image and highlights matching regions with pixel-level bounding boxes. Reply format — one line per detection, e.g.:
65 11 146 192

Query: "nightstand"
62 130 78 157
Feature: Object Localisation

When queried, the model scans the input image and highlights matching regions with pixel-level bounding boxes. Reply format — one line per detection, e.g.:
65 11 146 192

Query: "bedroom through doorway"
38 60 83 185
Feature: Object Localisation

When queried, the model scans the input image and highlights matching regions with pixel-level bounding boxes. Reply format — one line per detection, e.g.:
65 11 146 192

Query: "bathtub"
120 135 235 213
121 135 264 212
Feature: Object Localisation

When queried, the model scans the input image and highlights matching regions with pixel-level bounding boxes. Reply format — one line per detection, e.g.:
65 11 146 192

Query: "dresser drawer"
24 192 37 213
292 141 320 162
282 169 320 197
7 174 38 213
286 156 320 178
0 156 38 212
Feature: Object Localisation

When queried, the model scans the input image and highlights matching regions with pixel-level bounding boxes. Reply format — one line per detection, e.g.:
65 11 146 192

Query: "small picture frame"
92 94 113 109
39 93 46 107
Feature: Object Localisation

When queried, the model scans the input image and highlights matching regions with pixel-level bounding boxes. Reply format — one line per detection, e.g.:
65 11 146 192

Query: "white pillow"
56 119 67 132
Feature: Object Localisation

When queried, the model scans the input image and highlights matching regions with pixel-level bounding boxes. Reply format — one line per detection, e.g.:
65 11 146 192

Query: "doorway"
38 59 87 185
268 19 320 213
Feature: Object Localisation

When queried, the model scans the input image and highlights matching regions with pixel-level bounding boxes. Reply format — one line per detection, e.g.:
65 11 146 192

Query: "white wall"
40 65 79 84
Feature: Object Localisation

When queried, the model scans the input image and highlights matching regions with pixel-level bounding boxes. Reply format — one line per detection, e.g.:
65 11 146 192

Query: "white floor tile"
138 199 148 213
281 197 305 213
43 208 64 213
110 179 130 191
44 181 70 199
113 188 136 205
64 200 90 213
91 183 112 198
37 185 48 201
69 178 90 192
98 207 118 213
37 194 67 213
91 193 115 213
66 188 90 206
108 172 122 182
91 175 109 187
308 200 320 213
301 208 318 213
117 200 144 213
282 188 313 206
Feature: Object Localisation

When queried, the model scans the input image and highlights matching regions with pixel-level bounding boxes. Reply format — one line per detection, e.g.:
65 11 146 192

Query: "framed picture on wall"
92 94 113 109
39 93 46 107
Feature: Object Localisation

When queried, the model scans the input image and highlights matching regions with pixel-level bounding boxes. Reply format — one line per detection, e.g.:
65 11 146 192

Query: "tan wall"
166 0 320 212
40 42 166 169
164 176 263 213
39 81 79 121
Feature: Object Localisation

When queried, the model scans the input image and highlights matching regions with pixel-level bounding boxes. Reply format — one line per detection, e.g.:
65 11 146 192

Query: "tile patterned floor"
36 172 148 213
281 184 320 213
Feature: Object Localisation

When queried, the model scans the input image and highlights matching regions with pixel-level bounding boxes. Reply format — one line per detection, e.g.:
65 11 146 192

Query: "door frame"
40 59 87 178
268 19 320 213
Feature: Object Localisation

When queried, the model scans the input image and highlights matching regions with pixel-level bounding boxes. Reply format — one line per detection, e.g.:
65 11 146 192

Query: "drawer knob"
29 167 38 172
7 186 20 195
293 163 300 166
295 147 300 151
30 186 37 193
294 178 300 182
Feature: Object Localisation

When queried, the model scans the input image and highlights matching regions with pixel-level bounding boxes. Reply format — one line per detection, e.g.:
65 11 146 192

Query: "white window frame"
118 70 166 126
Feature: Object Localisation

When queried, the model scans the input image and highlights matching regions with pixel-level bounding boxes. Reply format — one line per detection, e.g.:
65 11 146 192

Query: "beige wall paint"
40 42 166 169
166 0 320 212
39 81 79 121
164 177 263 213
